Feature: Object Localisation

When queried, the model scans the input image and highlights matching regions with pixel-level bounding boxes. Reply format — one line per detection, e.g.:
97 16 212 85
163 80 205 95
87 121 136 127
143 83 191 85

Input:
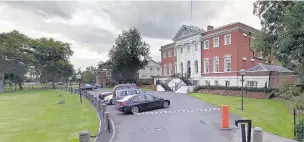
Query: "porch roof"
247 64 294 73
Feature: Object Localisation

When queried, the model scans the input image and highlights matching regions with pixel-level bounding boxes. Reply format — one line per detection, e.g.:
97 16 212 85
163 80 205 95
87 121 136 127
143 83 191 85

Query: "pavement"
88 89 242 142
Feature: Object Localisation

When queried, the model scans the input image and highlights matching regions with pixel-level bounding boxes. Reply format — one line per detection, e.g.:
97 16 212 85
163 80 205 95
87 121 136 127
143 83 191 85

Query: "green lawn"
190 93 294 138
0 89 99 142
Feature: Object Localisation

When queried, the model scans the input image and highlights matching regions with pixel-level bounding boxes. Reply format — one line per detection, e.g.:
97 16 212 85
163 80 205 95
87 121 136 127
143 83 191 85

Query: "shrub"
192 85 275 93
294 117 304 141
293 93 304 110
277 79 301 100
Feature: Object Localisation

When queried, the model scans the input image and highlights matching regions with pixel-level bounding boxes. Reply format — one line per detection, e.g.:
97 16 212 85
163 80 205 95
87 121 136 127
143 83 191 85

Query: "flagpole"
190 0 192 26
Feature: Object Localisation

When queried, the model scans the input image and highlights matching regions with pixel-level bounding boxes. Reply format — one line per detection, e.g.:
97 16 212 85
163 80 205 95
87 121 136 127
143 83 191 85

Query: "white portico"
173 25 204 80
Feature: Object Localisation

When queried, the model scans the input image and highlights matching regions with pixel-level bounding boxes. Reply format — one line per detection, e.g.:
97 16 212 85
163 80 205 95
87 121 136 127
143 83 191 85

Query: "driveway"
89 89 240 142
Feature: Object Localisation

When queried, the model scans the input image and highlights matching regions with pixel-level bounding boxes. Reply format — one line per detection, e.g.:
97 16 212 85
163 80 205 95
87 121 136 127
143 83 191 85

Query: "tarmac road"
88 89 240 142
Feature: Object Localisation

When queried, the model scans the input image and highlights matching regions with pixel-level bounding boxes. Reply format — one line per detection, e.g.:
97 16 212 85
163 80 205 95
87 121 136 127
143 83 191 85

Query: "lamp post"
69 76 72 94
76 74 82 103
240 69 246 111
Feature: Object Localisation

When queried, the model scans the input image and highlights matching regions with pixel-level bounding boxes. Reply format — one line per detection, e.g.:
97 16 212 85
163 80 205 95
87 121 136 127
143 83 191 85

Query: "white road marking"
135 107 221 115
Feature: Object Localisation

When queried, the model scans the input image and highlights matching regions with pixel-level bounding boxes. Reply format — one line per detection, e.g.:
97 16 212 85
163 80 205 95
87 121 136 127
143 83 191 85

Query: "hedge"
193 85 277 93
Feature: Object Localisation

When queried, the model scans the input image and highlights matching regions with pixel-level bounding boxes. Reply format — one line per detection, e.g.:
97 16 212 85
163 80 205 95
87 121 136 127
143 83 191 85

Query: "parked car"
112 84 139 103
81 84 95 90
99 92 113 100
115 94 170 114
103 94 114 105
90 83 102 89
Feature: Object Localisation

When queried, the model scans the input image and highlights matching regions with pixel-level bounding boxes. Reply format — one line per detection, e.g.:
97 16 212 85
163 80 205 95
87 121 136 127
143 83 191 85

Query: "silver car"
115 89 145 101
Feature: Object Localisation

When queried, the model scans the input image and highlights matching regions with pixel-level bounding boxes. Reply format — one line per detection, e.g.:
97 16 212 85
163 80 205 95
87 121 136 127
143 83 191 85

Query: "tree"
109 27 150 83
0 30 34 91
31 37 73 88
81 66 96 83
253 1 304 83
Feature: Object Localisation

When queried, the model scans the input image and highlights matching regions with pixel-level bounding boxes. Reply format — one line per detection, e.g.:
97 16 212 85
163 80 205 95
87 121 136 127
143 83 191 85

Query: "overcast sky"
0 1 261 70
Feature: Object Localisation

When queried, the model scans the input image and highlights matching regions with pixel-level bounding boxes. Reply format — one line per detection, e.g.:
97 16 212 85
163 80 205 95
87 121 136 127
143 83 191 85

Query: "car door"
135 95 149 111
144 95 158 110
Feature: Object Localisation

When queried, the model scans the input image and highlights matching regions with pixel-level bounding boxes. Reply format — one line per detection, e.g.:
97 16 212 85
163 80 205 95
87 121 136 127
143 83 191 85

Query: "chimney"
207 25 214 31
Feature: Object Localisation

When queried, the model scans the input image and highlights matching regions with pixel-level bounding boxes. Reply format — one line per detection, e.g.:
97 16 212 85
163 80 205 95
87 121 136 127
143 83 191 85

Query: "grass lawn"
142 88 153 91
190 93 294 138
0 89 99 142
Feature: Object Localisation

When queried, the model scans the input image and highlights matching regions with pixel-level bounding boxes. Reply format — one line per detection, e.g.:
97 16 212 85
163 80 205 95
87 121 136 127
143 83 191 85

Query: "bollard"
79 130 90 142
253 127 263 142
221 105 230 129
94 97 97 106
102 104 107 118
104 112 110 132
98 99 101 111
91 95 94 103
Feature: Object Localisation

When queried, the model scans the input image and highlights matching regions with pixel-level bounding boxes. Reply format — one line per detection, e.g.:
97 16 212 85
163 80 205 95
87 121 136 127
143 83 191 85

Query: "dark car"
115 94 170 114
81 84 95 90
90 83 102 89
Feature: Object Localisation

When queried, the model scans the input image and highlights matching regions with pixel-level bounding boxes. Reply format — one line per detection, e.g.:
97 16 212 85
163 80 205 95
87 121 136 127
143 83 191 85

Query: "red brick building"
158 22 294 89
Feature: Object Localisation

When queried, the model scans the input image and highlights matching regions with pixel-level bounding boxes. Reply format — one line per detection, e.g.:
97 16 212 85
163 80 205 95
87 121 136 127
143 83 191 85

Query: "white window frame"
247 81 258 88
213 57 219 73
169 64 172 75
204 40 209 49
174 49 176 56
194 60 198 74
213 37 219 48
257 51 263 59
214 80 219 86
168 50 172 57
224 55 232 72
225 80 230 86
150 67 153 72
224 34 231 45
163 64 167 75
203 59 209 73
163 51 167 58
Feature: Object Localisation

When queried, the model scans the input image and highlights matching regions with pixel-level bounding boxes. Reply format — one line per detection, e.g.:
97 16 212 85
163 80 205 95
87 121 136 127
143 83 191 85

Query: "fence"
59 87 112 141
294 109 304 141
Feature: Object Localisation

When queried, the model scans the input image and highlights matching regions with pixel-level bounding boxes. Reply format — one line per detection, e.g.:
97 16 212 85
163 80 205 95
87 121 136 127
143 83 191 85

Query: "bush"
293 93 304 110
294 117 304 141
277 79 301 100
192 85 275 93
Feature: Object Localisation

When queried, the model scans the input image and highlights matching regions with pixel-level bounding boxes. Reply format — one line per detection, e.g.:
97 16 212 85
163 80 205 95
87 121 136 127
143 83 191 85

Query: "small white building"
138 60 161 79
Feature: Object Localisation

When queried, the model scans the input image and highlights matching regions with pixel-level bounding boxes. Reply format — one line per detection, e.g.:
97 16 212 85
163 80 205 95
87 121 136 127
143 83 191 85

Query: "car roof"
115 84 137 87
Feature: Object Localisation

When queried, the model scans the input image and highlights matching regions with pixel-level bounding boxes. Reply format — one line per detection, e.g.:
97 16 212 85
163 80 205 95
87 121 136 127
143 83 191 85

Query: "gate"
294 109 304 141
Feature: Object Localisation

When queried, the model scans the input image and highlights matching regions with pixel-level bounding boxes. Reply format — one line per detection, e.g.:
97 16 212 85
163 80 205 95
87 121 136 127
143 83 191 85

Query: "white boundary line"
109 118 116 142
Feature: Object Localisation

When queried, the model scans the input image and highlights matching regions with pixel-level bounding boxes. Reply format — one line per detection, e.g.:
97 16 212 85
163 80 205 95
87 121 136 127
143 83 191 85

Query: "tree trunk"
52 76 55 89
0 72 4 93
18 82 23 90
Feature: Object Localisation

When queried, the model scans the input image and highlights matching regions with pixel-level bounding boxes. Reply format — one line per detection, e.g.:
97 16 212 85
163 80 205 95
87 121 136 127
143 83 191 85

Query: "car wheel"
131 106 139 114
163 101 169 108
110 99 113 105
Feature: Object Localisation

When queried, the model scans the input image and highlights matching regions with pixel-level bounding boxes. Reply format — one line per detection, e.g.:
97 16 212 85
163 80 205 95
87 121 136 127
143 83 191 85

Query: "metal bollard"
79 130 90 142
102 104 107 118
104 112 110 132
91 95 94 103
98 99 101 111
252 127 263 142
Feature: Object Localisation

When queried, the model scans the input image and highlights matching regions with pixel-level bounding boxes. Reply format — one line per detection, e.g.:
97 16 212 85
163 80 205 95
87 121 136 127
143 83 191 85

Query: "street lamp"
240 69 246 111
68 76 72 94
76 74 82 103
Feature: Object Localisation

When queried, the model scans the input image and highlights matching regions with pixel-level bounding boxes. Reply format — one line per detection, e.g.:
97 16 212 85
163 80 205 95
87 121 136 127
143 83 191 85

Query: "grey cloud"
1 1 79 19
100 1 228 39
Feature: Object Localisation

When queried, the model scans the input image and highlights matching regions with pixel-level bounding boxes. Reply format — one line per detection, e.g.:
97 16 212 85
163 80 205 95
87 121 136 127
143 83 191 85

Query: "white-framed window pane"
175 62 177 73
204 40 209 49
204 61 209 73
169 64 172 75
163 51 166 58
225 34 231 45
168 50 172 57
174 49 177 56
224 58 231 72
163 65 167 75
195 60 198 74
213 37 219 48
213 60 219 72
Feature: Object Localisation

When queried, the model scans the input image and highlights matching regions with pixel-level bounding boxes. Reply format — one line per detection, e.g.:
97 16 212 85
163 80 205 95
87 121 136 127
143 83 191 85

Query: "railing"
156 80 173 92
174 80 183 91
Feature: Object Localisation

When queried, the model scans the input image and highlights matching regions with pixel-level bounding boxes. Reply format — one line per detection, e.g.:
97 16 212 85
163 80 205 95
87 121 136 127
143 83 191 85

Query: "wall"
198 89 266 99
157 85 165 91
161 45 177 76
138 60 161 79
